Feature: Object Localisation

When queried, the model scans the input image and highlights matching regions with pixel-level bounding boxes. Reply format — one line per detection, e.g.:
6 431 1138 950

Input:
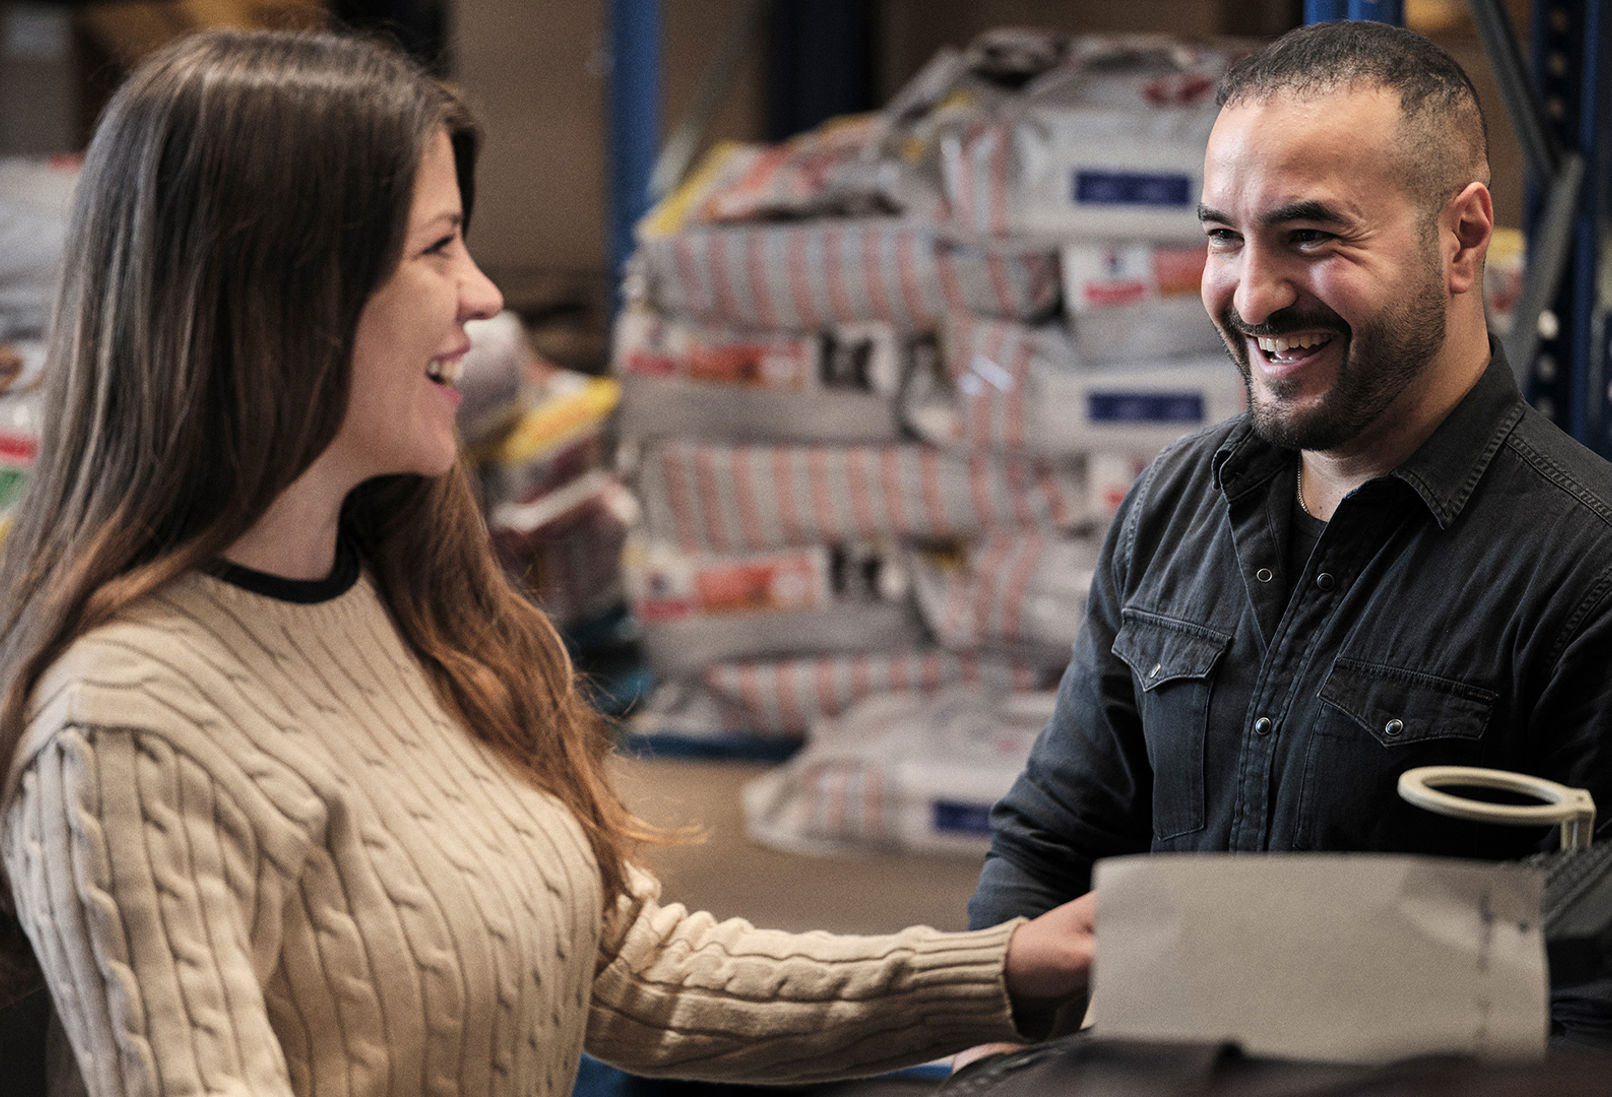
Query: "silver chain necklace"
1297 459 1316 519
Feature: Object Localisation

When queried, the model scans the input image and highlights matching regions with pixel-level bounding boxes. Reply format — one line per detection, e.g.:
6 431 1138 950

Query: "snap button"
1256 568 1274 583
1253 716 1274 736
1316 572 1336 591
1148 663 1162 680
1383 718 1404 738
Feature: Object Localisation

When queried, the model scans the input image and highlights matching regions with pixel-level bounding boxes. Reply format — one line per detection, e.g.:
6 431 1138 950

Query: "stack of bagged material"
742 689 1057 857
612 332 1076 751
0 377 40 544
0 157 78 542
460 312 636 666
613 30 1250 791
0 157 75 343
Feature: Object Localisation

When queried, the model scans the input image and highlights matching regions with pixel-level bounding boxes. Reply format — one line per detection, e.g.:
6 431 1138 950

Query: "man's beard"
1216 257 1448 452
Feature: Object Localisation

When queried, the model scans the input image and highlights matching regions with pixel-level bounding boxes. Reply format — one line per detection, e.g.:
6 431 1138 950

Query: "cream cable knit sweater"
2 570 1024 1097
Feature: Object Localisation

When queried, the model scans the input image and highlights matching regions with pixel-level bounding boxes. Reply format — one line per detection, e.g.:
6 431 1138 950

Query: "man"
968 20 1612 1048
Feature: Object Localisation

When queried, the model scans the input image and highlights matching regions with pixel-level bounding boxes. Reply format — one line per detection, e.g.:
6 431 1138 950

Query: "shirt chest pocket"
1113 612 1233 840
1317 658 1496 747
1296 659 1499 850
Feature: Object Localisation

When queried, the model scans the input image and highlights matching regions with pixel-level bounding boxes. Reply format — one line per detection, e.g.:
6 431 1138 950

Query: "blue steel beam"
1305 0 1404 22
1470 0 1580 386
606 0 661 304
1526 0 1612 454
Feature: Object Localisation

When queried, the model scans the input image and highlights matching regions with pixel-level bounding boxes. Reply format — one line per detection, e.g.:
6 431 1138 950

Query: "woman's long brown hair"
0 29 649 994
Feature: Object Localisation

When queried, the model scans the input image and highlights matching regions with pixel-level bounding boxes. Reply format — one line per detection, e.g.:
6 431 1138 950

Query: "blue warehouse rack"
1305 0 1405 21
1520 0 1611 455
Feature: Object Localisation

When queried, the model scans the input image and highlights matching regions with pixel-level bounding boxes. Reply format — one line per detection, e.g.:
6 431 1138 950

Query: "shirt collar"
1213 337 1526 528
1389 339 1526 527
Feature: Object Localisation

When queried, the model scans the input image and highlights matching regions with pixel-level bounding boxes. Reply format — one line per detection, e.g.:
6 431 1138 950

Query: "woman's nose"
460 254 504 322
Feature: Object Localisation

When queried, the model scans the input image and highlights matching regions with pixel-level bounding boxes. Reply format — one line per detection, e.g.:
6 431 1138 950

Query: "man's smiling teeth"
1257 333 1331 356
426 356 462 386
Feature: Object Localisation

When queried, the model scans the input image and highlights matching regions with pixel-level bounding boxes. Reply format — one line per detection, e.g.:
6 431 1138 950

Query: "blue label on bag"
932 800 993 835
1088 392 1206 424
1074 170 1193 208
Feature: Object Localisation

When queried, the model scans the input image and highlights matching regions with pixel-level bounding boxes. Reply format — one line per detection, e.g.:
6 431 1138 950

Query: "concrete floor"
600 753 994 1096
610 754 986 935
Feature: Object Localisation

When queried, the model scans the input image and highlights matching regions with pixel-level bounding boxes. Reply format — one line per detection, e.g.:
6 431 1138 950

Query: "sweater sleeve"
584 867 1024 1084
3 724 297 1097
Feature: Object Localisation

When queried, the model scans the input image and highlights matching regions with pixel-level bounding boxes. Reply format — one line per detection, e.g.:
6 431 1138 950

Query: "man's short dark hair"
1217 20 1490 215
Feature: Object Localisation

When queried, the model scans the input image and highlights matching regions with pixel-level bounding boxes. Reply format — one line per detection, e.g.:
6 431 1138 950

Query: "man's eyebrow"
1196 200 1349 227
1261 199 1349 226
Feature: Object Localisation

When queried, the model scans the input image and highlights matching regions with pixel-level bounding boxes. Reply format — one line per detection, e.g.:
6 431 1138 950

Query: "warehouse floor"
611 754 984 934
578 754 991 1096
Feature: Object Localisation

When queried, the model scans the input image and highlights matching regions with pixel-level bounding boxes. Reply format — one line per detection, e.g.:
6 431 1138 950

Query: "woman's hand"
1003 890 1096 1011
952 893 1097 1073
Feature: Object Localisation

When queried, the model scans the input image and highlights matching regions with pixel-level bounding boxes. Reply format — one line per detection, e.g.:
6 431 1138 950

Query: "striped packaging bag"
929 37 1242 243
622 538 926 676
908 534 1100 662
906 313 1244 458
638 216 1059 334
634 438 1087 554
488 472 631 629
610 304 916 445
741 689 1059 855
1060 240 1221 362
700 648 1057 740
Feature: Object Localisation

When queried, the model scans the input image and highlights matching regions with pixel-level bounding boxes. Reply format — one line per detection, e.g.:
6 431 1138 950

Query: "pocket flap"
1114 614 1231 692
1318 659 1496 746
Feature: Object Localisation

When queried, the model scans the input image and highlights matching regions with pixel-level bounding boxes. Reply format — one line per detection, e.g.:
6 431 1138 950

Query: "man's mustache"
1219 306 1348 340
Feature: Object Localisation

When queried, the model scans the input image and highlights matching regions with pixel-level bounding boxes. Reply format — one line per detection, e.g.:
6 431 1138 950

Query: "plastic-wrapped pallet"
908 534 1099 664
1485 227 1526 338
1060 241 1222 362
491 472 632 630
636 196 1061 333
612 304 924 445
627 649 1055 753
457 311 534 449
459 312 633 634
612 28 1255 766
657 29 1249 245
622 536 926 675
0 157 78 341
0 328 47 544
475 371 619 516
698 649 1054 742
0 156 72 545
0 386 40 544
631 437 1087 555
742 689 1058 856
909 35 1248 243
618 489 1069 751
906 312 1245 461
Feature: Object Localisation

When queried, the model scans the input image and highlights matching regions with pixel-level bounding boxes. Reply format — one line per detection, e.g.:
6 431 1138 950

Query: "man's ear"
1445 181 1494 296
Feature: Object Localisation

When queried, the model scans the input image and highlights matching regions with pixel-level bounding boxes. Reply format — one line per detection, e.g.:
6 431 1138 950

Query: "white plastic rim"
1398 765 1597 848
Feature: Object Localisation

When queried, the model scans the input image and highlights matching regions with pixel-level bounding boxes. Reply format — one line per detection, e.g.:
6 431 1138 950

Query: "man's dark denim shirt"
971 343 1612 1027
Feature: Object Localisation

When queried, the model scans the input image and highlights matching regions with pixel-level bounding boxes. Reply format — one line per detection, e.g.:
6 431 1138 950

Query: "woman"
0 29 1093 1097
